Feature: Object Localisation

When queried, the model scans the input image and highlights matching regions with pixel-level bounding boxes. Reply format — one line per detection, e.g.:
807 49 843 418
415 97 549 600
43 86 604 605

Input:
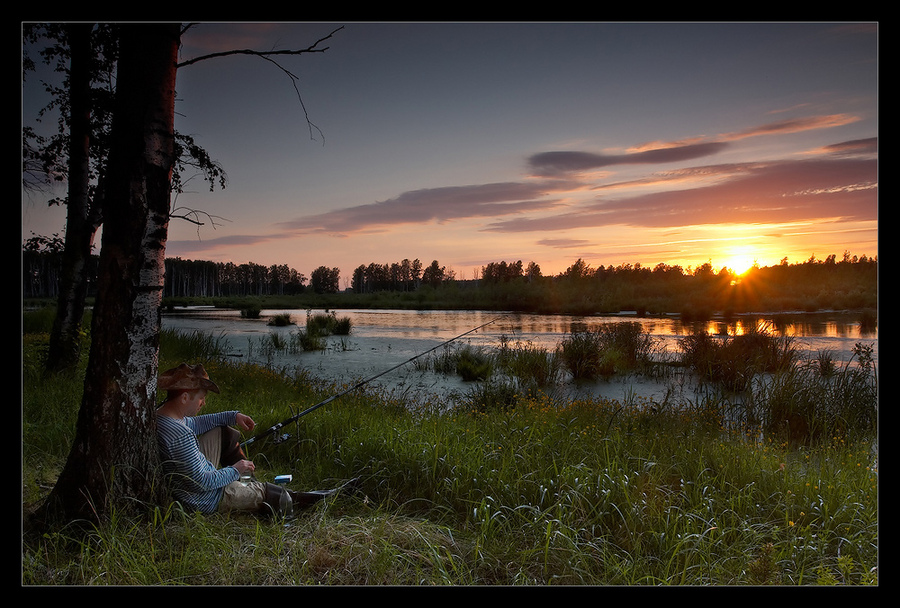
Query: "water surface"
162 308 877 405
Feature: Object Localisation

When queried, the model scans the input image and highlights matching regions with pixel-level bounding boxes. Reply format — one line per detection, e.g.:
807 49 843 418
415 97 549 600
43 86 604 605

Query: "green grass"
22 324 878 585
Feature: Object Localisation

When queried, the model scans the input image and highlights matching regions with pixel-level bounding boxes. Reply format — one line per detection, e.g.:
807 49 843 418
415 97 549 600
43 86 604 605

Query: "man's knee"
219 426 246 467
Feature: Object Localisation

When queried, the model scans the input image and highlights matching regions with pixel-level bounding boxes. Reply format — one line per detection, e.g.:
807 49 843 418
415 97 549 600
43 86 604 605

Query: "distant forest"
23 234 877 316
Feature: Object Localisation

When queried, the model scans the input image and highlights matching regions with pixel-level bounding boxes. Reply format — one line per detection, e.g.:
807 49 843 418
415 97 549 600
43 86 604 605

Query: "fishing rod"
241 316 503 448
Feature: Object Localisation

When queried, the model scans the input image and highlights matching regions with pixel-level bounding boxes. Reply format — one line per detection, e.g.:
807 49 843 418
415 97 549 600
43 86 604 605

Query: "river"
161 308 877 406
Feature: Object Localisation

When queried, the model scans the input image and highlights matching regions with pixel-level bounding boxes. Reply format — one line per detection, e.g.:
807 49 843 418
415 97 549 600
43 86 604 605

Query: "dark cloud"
816 137 877 156
537 238 591 249
525 114 862 178
528 142 729 177
165 232 293 256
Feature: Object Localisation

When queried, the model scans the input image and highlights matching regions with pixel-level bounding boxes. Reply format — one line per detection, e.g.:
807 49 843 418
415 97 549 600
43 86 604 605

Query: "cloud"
589 162 754 194
205 115 874 251
278 180 578 235
808 137 877 157
168 147 876 261
166 232 293 256
528 114 861 178
486 156 877 233
528 142 729 177
537 238 592 249
719 113 860 141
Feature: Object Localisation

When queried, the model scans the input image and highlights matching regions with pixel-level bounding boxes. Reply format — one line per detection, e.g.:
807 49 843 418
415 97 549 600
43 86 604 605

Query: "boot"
288 489 332 509
261 482 293 517
289 477 362 510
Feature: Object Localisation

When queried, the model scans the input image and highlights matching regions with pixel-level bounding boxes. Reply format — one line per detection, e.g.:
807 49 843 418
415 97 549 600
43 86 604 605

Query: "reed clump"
495 336 563 389
676 325 876 446
556 321 657 380
266 312 294 327
679 324 797 392
240 302 262 319
306 310 353 336
247 310 356 360
751 342 878 446
417 322 657 387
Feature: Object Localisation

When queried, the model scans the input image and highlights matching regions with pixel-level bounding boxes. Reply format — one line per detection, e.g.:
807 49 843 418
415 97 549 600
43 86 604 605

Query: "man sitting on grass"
156 363 328 516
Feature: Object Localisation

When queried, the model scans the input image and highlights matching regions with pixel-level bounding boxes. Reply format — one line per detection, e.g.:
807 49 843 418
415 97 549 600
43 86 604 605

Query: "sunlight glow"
722 247 760 276
727 256 757 276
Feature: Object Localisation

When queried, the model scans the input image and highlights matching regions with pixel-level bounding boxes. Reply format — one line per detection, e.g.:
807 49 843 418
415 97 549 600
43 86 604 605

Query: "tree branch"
175 25 343 68
176 26 343 142
170 204 230 232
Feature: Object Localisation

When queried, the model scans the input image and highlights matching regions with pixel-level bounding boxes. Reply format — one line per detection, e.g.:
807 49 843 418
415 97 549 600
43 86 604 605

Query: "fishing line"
241 315 505 447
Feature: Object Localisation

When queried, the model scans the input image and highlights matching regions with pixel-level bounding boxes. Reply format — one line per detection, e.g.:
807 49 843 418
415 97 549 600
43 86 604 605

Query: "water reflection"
163 307 876 371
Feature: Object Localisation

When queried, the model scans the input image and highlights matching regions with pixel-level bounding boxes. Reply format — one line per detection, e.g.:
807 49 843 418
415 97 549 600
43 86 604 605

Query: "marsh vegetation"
22 306 877 585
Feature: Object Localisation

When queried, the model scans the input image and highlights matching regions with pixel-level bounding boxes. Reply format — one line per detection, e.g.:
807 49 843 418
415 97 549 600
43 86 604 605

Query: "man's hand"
233 459 255 475
235 412 255 431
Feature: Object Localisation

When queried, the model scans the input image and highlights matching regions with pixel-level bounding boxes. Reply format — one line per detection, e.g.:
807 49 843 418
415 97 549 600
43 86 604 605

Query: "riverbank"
22 327 878 585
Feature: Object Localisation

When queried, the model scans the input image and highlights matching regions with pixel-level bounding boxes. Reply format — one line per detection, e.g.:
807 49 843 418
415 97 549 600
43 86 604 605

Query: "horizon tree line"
24 234 876 301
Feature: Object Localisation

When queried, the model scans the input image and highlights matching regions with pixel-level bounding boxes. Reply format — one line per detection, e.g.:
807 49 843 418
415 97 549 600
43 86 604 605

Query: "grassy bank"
22 322 877 585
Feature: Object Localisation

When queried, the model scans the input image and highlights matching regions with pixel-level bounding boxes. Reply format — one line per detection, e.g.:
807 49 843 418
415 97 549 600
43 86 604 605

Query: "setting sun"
722 249 760 276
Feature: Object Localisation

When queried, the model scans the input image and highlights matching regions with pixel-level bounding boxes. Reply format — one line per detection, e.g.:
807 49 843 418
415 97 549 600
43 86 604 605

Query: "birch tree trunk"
40 23 181 524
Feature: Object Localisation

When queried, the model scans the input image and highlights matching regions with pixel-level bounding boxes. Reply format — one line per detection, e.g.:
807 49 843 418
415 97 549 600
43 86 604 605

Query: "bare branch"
176 25 343 142
169 174 230 235
249 51 324 142
169 204 230 236
175 26 343 69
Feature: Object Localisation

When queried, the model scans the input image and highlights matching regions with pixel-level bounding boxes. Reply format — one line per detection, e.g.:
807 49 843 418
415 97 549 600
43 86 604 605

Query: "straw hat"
158 363 220 393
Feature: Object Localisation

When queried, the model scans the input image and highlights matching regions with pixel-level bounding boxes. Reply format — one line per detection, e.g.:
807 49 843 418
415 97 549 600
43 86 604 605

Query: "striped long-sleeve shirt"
157 411 241 513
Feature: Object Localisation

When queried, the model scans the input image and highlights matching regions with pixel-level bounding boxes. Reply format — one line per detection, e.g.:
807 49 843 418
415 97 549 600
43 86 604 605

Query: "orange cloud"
719 113 860 142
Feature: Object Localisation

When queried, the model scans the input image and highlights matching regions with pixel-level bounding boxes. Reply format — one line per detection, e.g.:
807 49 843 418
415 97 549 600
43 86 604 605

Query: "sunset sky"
22 22 878 284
